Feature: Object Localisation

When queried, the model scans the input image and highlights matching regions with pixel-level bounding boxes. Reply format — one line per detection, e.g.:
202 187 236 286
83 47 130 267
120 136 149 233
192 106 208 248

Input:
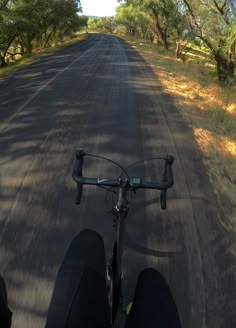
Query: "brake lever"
75 184 83 204
159 155 174 210
73 148 85 204
160 189 167 210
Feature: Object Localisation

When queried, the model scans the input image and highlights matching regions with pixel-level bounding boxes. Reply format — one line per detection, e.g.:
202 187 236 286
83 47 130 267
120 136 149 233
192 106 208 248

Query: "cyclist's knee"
71 229 104 249
62 229 106 276
138 268 167 286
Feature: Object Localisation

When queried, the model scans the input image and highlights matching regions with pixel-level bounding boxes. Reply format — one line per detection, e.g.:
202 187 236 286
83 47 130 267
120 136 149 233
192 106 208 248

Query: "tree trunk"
0 54 7 67
26 42 33 54
150 8 170 49
155 23 170 49
215 52 235 85
175 40 181 57
162 30 170 50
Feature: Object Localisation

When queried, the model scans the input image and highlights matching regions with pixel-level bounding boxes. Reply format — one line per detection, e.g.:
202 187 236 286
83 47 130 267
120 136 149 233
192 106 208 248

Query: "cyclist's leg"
46 229 110 328
125 268 181 328
0 274 12 328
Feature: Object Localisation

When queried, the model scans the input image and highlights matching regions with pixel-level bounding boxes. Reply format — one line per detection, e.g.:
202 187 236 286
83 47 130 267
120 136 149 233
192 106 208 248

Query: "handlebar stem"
115 182 129 214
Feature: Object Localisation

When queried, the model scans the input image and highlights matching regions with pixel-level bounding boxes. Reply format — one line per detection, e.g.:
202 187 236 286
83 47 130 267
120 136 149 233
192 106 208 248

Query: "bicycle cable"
84 155 166 210
85 153 128 212
115 157 166 209
124 157 166 172
116 157 165 181
106 157 166 209
85 153 130 179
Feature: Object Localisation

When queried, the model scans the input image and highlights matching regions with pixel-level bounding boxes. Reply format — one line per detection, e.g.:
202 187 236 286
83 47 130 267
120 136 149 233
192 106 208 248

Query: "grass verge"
0 34 87 78
124 36 236 218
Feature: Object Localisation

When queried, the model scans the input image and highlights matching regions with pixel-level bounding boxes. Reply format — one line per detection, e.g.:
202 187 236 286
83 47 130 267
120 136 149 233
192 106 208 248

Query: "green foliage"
88 16 116 34
0 34 86 77
115 0 236 85
100 16 117 33
179 0 236 85
115 3 139 37
130 0 185 48
0 0 83 67
88 17 103 31
116 0 186 48
115 2 153 39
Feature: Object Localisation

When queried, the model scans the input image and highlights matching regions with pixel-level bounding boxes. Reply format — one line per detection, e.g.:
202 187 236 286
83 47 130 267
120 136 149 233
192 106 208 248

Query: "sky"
80 0 119 17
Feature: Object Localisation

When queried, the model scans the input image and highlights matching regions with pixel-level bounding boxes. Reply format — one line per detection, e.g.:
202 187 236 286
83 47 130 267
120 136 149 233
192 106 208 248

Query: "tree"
87 16 116 33
77 15 88 31
126 0 184 49
0 1 18 66
100 16 117 34
0 0 82 67
0 0 11 10
115 2 139 37
12 0 45 54
13 0 82 53
179 0 236 84
87 17 103 31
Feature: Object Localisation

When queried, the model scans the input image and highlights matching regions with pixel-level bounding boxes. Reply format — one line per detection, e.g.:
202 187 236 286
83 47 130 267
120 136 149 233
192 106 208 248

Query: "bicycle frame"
72 148 175 326
110 182 129 326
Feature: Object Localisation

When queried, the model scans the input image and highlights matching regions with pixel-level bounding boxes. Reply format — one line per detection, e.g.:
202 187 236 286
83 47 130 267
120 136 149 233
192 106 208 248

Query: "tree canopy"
179 0 236 84
114 0 236 85
0 0 84 67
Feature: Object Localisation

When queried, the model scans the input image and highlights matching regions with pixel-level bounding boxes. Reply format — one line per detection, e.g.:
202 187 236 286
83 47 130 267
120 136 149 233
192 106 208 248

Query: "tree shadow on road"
0 34 235 328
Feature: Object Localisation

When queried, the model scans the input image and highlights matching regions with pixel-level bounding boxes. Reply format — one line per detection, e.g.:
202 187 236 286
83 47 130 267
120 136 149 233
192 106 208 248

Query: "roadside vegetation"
0 33 87 77
88 0 236 217
90 0 236 87
126 38 236 215
0 0 87 71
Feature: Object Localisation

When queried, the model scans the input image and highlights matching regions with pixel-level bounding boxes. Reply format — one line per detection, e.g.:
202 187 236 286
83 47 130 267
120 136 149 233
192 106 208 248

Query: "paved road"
0 34 235 327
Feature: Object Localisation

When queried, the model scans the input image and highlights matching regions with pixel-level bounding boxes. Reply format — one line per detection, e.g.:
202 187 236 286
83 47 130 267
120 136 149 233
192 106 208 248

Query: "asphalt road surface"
0 34 235 327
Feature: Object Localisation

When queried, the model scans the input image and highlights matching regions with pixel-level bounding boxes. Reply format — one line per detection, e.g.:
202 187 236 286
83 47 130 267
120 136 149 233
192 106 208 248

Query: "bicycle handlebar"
72 148 174 209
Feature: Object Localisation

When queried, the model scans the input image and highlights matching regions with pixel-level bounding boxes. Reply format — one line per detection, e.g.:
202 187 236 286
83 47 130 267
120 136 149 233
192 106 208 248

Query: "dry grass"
124 37 236 212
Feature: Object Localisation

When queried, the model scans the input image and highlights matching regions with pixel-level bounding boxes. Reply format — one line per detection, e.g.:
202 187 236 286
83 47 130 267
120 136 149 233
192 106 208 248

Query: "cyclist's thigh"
0 274 12 328
45 229 110 328
125 268 181 328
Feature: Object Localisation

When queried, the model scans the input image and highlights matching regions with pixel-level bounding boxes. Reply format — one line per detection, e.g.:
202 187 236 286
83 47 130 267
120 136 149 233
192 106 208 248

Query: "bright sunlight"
80 0 118 17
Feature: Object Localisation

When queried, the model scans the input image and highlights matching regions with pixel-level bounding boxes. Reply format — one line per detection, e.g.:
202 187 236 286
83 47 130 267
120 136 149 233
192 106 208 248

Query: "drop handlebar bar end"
72 149 174 207
73 148 86 204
